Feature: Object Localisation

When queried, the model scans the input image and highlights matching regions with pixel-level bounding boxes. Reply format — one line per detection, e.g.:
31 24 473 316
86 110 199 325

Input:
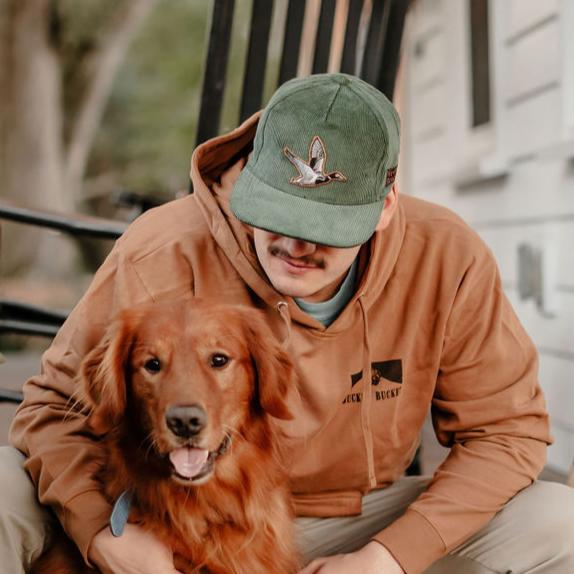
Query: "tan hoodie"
10 114 551 573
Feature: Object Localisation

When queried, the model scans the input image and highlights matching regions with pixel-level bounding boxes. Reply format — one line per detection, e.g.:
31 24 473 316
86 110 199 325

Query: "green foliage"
55 0 124 140
87 0 286 198
88 0 211 196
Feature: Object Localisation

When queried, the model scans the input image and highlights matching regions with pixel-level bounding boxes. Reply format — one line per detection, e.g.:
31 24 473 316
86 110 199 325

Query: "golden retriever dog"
32 299 299 574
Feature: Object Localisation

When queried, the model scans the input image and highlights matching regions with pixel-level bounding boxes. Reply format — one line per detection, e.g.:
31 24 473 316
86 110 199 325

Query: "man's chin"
269 277 320 300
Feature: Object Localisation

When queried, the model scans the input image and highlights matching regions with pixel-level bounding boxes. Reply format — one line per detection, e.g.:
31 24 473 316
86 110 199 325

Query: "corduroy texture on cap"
230 73 400 247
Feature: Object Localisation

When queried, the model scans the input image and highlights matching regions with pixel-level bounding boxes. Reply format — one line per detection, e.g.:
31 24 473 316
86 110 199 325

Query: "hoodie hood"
189 113 407 333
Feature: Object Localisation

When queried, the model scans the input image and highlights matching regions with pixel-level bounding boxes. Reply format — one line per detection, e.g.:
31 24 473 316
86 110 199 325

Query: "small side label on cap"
385 166 397 186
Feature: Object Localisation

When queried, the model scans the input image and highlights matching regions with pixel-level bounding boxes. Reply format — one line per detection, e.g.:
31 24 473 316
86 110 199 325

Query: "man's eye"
144 358 161 373
210 353 229 368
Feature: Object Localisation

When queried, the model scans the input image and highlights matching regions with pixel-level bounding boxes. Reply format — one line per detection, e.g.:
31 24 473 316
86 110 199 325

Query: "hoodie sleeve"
374 243 552 573
9 240 154 564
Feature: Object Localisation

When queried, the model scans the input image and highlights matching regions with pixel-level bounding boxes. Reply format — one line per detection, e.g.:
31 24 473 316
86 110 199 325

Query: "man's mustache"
269 246 326 269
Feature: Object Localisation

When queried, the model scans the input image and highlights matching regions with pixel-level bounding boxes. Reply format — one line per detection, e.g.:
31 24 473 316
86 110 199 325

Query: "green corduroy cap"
230 73 400 247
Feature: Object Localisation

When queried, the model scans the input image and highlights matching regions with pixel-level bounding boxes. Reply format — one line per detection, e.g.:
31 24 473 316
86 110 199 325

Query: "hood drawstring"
276 296 376 487
359 294 378 488
276 301 292 349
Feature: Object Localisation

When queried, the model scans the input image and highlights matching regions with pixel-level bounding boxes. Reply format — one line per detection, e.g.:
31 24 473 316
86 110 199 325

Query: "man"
2 73 573 573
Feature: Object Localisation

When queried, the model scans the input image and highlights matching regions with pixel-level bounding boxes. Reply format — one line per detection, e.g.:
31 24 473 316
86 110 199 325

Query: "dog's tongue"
169 447 209 479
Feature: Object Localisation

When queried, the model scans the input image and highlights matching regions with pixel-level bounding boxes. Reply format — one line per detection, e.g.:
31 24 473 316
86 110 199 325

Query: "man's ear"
375 184 399 232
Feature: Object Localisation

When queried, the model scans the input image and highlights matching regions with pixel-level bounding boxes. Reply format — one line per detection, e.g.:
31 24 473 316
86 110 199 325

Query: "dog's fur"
32 299 299 574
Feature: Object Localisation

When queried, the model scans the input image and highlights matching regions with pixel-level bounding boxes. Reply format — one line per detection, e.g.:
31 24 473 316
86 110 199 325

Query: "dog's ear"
81 310 138 433
243 311 295 420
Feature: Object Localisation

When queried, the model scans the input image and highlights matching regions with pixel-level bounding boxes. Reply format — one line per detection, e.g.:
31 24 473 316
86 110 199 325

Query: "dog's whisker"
223 424 244 444
140 432 158 461
62 388 91 424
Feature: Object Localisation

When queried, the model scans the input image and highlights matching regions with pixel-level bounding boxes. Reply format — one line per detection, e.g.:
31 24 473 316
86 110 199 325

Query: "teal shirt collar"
294 258 358 326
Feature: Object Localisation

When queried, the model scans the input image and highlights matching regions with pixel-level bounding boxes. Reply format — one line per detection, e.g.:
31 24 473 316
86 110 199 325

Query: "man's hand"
298 541 404 574
88 523 183 574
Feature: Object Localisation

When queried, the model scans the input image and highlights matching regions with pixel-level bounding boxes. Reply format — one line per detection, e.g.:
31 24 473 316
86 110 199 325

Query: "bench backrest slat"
240 0 275 122
360 0 391 87
196 0 236 145
376 0 409 98
278 0 306 86
340 0 365 75
312 0 338 74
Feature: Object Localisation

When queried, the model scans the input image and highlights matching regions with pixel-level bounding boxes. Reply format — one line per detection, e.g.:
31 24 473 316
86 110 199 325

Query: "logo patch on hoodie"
350 360 403 386
343 360 403 404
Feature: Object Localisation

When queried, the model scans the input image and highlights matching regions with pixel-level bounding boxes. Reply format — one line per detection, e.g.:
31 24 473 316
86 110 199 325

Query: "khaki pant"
2 447 573 573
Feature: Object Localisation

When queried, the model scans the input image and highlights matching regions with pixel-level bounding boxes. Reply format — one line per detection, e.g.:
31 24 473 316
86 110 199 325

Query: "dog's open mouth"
168 435 231 483
169 447 210 481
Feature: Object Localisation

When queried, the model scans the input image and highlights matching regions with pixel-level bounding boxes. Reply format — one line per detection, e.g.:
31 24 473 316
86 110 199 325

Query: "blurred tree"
88 0 210 197
79 0 210 271
0 0 159 274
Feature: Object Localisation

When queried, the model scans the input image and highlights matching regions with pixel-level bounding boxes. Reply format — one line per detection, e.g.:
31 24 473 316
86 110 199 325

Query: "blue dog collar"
110 490 133 537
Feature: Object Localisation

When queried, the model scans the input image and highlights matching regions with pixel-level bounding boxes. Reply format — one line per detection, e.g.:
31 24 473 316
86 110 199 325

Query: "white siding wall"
402 0 574 474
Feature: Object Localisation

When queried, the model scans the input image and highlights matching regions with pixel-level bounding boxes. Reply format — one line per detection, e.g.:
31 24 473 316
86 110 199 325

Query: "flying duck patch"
283 136 347 187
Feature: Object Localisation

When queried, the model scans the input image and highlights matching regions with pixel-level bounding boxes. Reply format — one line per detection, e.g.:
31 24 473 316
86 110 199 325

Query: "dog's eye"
210 353 229 368
144 358 161 373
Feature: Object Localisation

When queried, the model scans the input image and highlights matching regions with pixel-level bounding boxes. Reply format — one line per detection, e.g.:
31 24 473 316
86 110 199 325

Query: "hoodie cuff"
62 489 112 565
373 509 446 574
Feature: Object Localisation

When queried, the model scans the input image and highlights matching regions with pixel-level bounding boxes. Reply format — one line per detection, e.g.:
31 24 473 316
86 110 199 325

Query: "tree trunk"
64 0 159 202
0 0 71 275
0 0 159 278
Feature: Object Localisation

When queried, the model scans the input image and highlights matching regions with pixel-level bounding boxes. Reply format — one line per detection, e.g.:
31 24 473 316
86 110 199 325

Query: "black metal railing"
0 199 127 240
0 206 126 404
0 300 68 337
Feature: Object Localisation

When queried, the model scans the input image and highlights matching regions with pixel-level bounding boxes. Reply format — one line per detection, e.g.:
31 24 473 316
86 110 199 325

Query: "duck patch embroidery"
283 136 347 187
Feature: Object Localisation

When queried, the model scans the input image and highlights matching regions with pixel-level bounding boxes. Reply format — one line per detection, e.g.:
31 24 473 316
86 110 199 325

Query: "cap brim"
230 167 385 248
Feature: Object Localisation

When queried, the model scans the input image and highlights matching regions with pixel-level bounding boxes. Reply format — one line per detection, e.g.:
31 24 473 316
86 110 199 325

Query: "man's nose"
282 237 316 257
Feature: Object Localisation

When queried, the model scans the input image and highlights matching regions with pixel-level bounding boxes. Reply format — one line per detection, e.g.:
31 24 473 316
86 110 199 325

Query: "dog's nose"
165 404 207 438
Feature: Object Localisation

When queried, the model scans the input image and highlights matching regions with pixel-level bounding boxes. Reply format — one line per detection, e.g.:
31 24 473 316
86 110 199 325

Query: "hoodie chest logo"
283 136 347 187
343 360 403 405
351 360 403 387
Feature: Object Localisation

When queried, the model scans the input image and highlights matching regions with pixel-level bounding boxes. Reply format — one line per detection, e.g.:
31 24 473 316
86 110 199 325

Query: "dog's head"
81 298 295 485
